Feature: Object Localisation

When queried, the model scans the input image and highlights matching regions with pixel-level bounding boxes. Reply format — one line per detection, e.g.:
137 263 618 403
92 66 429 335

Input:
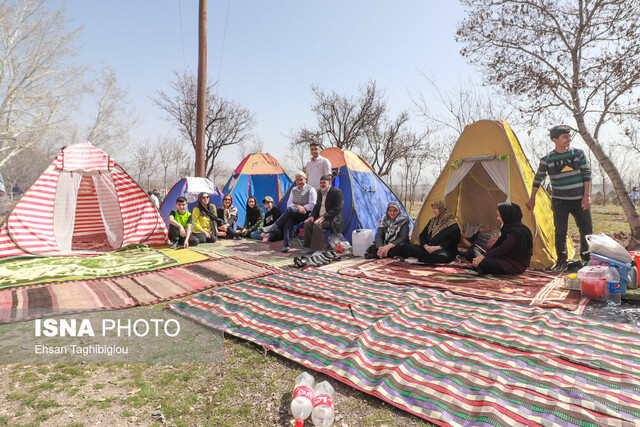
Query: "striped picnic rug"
339 258 587 312
0 257 279 323
170 268 640 426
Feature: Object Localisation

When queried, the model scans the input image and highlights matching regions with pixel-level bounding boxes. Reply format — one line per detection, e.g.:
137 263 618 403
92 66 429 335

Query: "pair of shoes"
551 260 568 273
169 241 178 250
310 254 330 266
280 246 290 253
323 250 340 261
233 235 241 240
301 248 314 255
293 256 313 268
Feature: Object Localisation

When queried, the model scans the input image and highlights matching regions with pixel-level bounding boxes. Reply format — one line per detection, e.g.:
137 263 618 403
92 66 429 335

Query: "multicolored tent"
222 153 292 227
0 142 167 259
278 148 412 242
160 177 223 229
412 120 572 269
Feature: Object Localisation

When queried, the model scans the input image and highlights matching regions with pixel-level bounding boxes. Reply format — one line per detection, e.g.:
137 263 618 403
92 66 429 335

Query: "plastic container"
352 229 373 257
311 381 335 427
291 372 315 427
605 267 621 306
563 274 580 290
589 253 633 294
578 265 608 301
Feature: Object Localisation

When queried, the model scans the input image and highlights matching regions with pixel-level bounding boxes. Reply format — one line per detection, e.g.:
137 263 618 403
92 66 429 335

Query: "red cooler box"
577 265 608 301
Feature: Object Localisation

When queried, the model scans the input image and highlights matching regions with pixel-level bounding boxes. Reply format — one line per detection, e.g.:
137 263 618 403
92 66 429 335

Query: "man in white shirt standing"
305 142 332 190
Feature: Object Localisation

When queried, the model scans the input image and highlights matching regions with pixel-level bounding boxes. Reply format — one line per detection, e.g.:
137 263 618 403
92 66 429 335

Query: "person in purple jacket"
472 202 533 275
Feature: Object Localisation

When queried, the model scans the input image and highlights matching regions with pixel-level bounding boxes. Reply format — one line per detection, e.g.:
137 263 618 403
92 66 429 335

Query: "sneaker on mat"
551 260 568 273
169 241 178 250
280 246 290 253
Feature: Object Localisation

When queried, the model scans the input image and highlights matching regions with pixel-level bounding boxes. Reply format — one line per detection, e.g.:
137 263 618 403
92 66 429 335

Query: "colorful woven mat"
0 244 179 289
0 257 279 323
194 238 303 267
158 246 211 264
169 268 640 426
339 258 587 312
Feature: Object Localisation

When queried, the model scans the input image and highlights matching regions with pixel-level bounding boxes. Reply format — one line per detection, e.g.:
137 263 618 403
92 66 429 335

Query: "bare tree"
130 141 156 189
285 140 309 176
85 65 139 152
237 138 264 161
414 75 512 135
292 81 385 151
1 146 49 200
154 71 255 181
156 135 183 192
396 139 433 216
362 113 426 178
0 0 85 169
457 0 640 243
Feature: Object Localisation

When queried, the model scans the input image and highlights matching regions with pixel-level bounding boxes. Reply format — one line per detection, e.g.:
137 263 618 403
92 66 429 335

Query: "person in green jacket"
239 196 264 238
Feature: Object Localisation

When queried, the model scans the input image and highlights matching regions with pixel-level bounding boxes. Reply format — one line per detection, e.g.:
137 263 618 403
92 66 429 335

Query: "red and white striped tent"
0 142 167 259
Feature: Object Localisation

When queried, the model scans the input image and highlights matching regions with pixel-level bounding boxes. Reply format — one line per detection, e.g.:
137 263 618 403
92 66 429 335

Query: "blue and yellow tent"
279 147 412 242
222 153 292 227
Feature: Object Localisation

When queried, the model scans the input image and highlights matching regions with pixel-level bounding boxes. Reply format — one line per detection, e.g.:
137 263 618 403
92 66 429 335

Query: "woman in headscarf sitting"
365 201 410 259
395 200 460 264
240 196 264 238
192 192 220 244
217 194 240 239
471 202 533 275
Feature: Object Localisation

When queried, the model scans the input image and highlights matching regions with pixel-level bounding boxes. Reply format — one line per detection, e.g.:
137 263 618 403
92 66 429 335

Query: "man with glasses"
526 125 592 272
262 171 317 252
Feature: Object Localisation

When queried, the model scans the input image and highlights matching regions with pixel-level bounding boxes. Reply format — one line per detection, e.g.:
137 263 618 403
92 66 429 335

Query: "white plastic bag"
586 233 632 263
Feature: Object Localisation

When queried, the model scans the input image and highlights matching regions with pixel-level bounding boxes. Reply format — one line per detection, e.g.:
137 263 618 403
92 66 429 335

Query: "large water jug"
352 229 373 257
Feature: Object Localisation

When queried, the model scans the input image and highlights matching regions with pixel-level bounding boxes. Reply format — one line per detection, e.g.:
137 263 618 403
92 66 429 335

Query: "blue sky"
57 0 476 165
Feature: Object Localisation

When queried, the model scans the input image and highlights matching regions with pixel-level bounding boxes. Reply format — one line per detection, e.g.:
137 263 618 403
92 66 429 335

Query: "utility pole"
195 0 207 177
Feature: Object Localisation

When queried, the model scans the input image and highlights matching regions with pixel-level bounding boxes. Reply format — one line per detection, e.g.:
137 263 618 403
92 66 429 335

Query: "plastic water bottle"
605 267 621 306
311 380 335 427
291 372 315 427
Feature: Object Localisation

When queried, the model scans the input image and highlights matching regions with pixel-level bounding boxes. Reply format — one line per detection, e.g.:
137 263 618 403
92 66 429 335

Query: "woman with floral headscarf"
395 200 460 264
365 201 410 259
472 202 532 275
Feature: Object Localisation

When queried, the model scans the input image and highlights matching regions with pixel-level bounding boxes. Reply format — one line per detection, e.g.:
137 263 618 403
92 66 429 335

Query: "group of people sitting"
167 192 279 249
365 199 533 276
167 170 344 257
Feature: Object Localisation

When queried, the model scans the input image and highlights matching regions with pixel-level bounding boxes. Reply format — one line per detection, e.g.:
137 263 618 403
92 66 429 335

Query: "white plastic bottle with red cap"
291 372 315 427
311 380 335 427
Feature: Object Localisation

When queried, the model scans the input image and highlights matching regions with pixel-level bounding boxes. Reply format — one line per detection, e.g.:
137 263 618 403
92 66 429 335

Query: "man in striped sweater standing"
526 125 592 272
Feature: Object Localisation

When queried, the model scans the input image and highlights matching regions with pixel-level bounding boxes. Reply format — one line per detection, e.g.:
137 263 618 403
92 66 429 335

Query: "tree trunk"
575 117 640 248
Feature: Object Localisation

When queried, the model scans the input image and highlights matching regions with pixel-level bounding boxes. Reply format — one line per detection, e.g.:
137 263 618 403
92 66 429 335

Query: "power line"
178 0 187 71
218 0 231 81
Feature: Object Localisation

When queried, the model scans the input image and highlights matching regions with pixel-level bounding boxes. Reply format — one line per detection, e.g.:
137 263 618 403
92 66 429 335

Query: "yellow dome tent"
412 120 573 269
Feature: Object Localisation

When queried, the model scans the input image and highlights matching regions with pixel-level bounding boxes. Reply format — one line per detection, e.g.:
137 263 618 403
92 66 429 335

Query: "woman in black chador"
395 200 460 264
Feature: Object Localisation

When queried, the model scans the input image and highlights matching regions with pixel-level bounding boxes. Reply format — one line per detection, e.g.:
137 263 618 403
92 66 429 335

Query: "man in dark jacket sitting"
301 174 343 255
